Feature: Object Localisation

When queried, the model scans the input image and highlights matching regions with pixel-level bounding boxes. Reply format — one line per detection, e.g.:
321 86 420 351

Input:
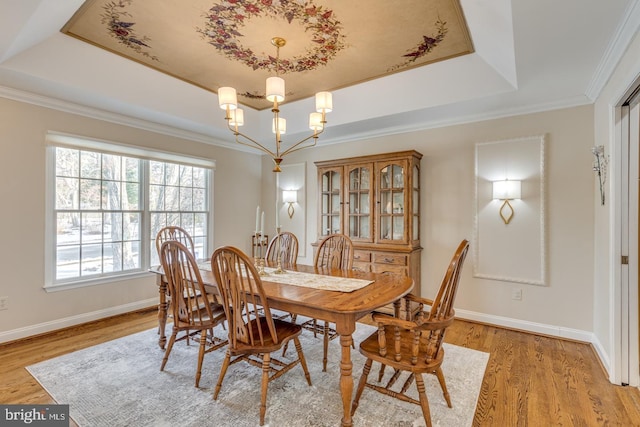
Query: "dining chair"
210 245 312 426
350 239 470 427
158 240 227 387
265 231 299 267
155 225 221 343
310 233 355 372
266 231 300 327
155 225 195 261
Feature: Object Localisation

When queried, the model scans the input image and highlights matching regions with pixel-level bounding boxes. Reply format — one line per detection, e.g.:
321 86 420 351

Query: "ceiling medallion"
198 0 346 74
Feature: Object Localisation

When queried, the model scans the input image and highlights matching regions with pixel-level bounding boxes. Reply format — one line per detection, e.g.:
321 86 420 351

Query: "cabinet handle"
383 258 394 263
354 255 361 260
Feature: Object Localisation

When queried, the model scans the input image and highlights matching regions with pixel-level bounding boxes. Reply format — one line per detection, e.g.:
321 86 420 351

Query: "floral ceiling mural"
63 0 473 110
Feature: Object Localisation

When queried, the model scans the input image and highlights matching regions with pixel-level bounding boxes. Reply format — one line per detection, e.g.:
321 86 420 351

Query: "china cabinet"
314 150 422 312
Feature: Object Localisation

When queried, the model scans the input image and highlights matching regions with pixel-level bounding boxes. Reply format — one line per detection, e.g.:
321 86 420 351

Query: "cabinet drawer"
353 262 372 272
373 253 407 266
353 250 372 263
371 264 407 275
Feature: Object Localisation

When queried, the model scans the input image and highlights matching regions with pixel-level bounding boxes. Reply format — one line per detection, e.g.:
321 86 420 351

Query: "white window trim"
44 131 216 291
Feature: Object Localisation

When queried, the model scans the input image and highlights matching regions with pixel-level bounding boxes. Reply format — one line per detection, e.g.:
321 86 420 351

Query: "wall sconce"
493 180 521 224
282 190 297 219
592 145 607 206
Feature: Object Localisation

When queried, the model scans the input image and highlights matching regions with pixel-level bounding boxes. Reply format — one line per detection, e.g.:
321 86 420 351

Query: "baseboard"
0 298 157 344
589 333 612 380
455 309 595 343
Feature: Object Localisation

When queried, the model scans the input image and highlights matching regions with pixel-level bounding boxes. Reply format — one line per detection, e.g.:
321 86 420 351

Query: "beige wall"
264 105 596 336
0 98 262 339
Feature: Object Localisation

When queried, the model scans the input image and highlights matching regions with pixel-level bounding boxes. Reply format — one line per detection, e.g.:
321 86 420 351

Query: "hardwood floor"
2 308 640 426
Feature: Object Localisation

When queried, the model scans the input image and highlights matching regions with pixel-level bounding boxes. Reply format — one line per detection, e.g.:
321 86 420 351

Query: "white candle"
260 211 265 236
255 206 260 234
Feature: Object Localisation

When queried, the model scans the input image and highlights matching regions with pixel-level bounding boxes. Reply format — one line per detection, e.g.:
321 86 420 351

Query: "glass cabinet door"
346 164 372 242
319 168 342 236
378 162 405 241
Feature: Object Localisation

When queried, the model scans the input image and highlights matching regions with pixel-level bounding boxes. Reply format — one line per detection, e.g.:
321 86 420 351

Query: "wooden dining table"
149 261 413 427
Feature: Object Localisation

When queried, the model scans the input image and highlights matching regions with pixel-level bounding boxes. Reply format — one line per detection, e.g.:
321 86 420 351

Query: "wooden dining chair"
309 233 355 372
158 240 227 387
350 239 470 427
265 231 299 267
155 225 220 343
266 231 300 327
210 246 312 426
155 225 195 261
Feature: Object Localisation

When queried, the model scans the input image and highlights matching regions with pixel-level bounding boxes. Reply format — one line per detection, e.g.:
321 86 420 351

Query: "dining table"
149 261 414 427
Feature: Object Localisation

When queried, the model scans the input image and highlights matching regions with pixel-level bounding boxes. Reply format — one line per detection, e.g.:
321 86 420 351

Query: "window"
46 133 214 290
149 161 209 266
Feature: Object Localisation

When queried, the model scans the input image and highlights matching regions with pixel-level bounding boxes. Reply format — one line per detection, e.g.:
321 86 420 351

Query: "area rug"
27 319 489 427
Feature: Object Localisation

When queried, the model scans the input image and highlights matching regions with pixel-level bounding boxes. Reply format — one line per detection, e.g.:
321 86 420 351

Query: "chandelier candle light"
218 37 332 173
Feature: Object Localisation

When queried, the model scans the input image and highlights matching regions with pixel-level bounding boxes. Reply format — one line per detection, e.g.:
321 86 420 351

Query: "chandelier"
218 37 333 172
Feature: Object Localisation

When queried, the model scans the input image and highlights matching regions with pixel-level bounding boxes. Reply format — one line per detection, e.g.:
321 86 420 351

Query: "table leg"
338 330 354 427
156 275 168 350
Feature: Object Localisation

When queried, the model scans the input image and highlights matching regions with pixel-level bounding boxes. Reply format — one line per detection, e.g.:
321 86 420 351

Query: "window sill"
44 271 154 292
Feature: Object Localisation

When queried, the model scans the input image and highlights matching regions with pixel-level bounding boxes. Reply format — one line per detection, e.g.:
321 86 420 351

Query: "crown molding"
585 0 640 101
317 95 592 147
0 84 260 154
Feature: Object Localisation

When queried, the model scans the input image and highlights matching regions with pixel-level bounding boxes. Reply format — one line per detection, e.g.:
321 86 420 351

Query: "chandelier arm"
235 132 276 158
230 126 277 158
279 127 324 157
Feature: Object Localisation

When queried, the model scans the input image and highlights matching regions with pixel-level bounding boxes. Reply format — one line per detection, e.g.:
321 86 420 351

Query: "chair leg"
415 373 433 427
385 368 402 389
323 321 329 372
280 315 298 357
160 330 177 371
195 329 207 387
351 359 372 416
434 367 452 408
293 337 312 386
377 363 386 382
213 350 231 400
260 353 270 426
281 341 290 357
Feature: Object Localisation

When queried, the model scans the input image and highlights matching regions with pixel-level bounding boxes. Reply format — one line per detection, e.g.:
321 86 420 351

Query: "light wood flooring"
2 307 640 426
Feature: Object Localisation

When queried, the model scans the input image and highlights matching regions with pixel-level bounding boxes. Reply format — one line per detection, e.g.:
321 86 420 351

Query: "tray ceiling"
62 0 474 110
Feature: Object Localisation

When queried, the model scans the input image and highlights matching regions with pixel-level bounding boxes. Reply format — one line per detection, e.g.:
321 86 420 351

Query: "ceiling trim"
0 84 255 152
0 83 592 153
585 0 640 101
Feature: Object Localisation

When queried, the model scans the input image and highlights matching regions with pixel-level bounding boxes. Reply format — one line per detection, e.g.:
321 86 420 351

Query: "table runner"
199 264 372 292
260 267 373 292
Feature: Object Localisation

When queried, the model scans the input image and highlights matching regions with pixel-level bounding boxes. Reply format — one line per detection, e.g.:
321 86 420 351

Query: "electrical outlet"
512 288 522 301
0 296 8 311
